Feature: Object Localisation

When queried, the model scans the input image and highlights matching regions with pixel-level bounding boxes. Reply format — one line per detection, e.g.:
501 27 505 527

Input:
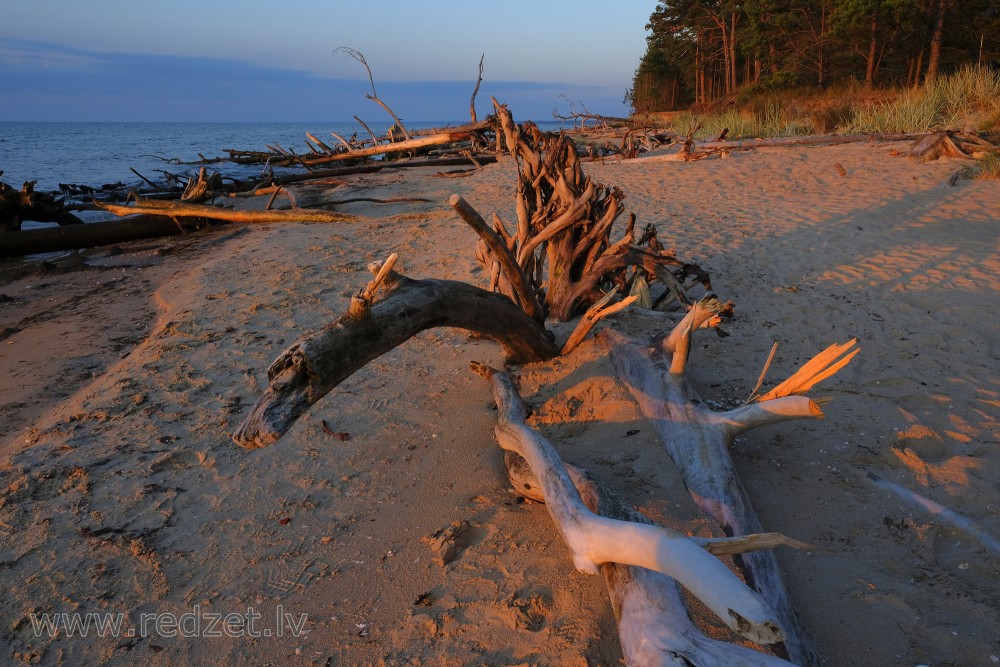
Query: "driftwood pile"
4 80 997 260
232 102 863 665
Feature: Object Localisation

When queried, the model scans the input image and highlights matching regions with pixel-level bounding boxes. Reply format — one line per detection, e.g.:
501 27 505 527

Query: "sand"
1 140 998 666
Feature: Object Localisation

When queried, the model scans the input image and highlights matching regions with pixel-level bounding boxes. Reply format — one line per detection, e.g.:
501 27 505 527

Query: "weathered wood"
274 155 497 184
503 452 795 666
95 199 361 224
0 215 195 258
233 267 558 448
474 363 786 647
449 194 545 324
599 307 856 666
470 54 484 122
1 181 83 232
904 130 999 163
479 99 708 322
299 131 479 167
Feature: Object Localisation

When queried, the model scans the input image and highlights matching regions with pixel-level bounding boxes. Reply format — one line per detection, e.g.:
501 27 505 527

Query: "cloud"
0 38 627 122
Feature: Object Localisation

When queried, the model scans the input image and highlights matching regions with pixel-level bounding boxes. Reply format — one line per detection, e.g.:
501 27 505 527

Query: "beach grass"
658 66 1000 139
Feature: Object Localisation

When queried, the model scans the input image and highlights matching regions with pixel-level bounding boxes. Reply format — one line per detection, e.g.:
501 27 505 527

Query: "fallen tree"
0 214 197 258
233 257 560 448
476 363 803 665
231 103 854 664
95 198 361 224
598 297 858 666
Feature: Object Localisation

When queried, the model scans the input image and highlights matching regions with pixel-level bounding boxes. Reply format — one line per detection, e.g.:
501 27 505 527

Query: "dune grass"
961 153 1000 180
660 66 1000 139
838 66 1000 133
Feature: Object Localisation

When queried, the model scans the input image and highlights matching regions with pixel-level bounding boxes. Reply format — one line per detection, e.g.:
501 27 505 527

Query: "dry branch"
502 452 796 666
473 363 786 647
598 305 856 666
335 47 411 141
233 263 558 448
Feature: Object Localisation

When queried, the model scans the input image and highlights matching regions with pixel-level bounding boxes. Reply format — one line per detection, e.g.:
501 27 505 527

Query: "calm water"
0 120 566 193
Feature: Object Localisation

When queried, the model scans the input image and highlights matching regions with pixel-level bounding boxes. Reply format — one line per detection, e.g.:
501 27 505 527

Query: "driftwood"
233 258 558 448
469 54 484 123
334 47 412 142
273 154 497 185
180 167 222 202
1 180 83 232
638 132 927 163
501 428 796 667
465 98 708 321
903 130 999 162
0 215 197 258
297 129 484 168
473 363 796 648
598 297 858 666
95 199 360 224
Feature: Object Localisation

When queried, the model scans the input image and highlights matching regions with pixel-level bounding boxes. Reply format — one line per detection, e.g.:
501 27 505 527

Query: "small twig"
362 253 400 301
744 340 779 405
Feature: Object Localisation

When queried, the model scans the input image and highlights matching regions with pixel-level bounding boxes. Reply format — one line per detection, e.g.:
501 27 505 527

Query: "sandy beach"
1 139 998 666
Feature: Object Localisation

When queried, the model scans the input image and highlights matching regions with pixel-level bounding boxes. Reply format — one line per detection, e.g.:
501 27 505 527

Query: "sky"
0 1 658 123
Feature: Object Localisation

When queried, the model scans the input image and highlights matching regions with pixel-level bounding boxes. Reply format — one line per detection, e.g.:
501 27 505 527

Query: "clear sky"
0 1 658 123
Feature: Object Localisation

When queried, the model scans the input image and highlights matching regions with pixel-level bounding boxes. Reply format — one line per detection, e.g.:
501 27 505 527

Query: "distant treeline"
630 0 1000 110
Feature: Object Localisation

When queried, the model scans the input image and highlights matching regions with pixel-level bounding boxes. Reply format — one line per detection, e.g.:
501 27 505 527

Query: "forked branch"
472 363 786 647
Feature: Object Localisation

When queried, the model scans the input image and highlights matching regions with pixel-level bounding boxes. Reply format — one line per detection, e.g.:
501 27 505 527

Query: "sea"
0 120 567 195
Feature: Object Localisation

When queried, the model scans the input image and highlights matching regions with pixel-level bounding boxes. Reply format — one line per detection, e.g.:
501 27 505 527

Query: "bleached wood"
504 451 795 667
599 317 848 666
474 363 785 646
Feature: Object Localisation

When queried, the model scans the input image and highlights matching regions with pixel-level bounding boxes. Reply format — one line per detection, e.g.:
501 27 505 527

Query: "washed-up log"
233 258 558 448
1 181 83 232
599 298 858 666
474 363 801 652
638 132 926 162
273 155 497 185
95 199 361 224
298 130 481 167
0 215 198 258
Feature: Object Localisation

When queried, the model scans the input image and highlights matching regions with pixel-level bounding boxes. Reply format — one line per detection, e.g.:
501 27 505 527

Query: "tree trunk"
597 299 857 666
0 215 192 258
475 364 790 650
865 10 878 89
925 0 948 83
